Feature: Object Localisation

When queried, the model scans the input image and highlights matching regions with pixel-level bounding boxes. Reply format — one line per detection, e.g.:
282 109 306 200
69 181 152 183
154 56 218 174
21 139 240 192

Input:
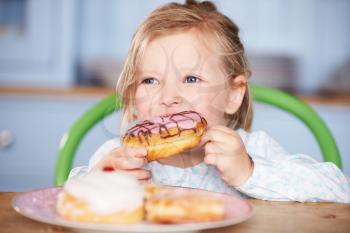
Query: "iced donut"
56 171 144 224
122 111 207 161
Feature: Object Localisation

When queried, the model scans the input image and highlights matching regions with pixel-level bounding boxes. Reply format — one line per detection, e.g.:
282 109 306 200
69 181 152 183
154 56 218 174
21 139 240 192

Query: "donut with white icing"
56 171 144 224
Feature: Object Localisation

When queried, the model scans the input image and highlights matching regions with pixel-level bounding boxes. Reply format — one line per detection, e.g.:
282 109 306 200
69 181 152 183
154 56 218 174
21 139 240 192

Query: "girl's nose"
160 84 183 107
161 95 182 107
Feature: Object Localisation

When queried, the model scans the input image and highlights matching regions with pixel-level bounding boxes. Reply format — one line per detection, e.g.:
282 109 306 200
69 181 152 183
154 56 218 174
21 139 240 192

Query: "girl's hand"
93 146 151 181
201 125 254 187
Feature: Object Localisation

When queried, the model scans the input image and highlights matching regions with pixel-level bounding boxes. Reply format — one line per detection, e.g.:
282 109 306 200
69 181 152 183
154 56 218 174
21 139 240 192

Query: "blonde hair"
116 0 252 135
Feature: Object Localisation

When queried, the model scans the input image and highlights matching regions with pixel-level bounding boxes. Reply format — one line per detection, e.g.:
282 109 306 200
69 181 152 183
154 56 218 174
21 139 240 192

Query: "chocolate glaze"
123 111 207 145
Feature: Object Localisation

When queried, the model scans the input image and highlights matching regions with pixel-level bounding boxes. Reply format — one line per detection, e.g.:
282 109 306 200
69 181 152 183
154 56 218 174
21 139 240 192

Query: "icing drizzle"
123 111 207 145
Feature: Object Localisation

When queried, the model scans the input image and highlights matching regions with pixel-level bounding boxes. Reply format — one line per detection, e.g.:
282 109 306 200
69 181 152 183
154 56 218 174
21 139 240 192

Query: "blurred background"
0 0 349 191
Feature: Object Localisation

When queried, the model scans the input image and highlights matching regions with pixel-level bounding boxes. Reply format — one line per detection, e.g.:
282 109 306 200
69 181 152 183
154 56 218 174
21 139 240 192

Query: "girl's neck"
156 147 204 168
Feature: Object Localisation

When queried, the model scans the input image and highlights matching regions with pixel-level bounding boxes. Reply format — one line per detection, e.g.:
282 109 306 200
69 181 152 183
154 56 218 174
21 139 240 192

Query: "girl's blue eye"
141 78 159 85
185 75 201 83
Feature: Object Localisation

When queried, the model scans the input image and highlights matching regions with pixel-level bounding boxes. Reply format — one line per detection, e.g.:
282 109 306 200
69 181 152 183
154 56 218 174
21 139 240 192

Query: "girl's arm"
68 139 120 178
68 138 150 181
237 131 350 203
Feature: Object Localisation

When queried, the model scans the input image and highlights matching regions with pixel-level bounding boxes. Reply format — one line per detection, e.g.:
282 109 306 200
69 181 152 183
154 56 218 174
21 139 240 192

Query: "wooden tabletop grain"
1 192 350 233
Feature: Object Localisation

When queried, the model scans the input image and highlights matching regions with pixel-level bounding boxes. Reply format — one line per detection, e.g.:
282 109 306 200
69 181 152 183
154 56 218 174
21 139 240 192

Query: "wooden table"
1 192 350 233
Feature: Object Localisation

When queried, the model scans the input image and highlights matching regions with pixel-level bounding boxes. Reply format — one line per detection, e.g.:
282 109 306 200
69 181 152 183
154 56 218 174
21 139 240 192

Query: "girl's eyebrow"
138 69 162 76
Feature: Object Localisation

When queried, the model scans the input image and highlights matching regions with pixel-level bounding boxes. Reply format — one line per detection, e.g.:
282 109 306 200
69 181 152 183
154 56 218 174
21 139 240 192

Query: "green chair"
55 85 341 186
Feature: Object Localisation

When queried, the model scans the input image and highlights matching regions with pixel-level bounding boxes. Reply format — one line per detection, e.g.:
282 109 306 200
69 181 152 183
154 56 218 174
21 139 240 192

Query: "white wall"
78 0 350 92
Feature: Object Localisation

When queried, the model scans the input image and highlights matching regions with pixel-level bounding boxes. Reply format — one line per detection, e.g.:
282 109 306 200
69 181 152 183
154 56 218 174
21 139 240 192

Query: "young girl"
70 0 350 203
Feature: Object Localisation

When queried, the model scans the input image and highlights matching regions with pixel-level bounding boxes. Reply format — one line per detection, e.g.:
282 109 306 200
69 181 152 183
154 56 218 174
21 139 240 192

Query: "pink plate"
12 187 254 233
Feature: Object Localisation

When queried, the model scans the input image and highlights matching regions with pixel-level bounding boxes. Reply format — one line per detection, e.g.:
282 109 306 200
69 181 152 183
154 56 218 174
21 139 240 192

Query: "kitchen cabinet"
0 0 75 87
0 95 120 191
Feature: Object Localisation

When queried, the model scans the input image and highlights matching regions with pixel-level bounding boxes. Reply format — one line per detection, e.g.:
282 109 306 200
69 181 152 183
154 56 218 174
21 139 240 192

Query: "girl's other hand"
93 146 151 182
201 125 254 187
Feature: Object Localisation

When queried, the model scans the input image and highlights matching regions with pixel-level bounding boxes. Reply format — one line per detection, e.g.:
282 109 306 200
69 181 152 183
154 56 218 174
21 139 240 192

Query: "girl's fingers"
139 179 151 185
97 155 146 170
123 146 148 158
204 153 219 165
117 169 152 180
204 153 229 174
113 156 147 170
201 127 234 144
110 146 148 158
204 141 230 155
96 157 115 170
98 146 148 170
205 141 240 167
201 127 245 155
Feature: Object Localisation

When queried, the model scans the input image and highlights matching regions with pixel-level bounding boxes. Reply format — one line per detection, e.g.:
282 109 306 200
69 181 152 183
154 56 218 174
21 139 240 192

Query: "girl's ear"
224 75 247 115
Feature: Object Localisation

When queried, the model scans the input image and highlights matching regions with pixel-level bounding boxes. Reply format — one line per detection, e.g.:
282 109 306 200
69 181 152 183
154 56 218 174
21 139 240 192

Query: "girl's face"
134 29 245 127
